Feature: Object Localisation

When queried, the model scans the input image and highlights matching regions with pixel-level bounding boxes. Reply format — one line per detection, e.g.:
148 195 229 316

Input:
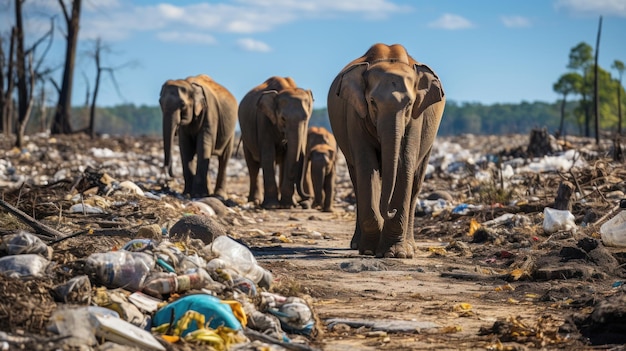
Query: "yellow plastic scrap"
185 326 247 350
468 218 481 236
494 283 515 292
221 300 247 327
428 246 447 256
454 302 472 311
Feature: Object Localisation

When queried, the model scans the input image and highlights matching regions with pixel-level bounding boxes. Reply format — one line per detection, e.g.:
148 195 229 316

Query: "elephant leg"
322 168 335 212
243 147 261 204
345 163 361 249
213 139 233 199
354 160 383 256
279 162 297 209
192 138 211 198
261 149 280 209
179 135 196 196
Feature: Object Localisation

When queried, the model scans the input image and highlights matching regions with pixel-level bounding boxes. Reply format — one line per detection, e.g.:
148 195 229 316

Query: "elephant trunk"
162 109 180 177
380 115 403 220
298 153 312 199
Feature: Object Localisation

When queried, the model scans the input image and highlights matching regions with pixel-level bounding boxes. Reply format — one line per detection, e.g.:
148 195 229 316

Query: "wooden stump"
526 128 553 157
554 181 575 212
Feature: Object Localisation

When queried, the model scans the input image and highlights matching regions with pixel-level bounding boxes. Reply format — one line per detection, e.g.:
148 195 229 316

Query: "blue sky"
2 0 626 109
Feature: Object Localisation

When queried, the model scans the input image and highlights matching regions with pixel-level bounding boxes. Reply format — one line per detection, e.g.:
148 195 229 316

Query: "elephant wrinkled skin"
159 74 237 198
302 126 337 212
327 43 445 258
238 76 313 209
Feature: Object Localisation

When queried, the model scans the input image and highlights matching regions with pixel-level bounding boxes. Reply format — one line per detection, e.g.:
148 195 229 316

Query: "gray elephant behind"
159 74 238 198
327 43 445 258
238 76 313 209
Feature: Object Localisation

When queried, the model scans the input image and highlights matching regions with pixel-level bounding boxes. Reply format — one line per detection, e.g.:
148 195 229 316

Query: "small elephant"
327 43 445 258
159 74 238 198
238 76 313 209
302 126 337 212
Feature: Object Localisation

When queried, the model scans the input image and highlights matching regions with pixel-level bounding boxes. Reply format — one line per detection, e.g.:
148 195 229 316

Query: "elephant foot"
349 230 360 250
299 199 312 209
358 233 380 256
279 199 297 209
376 239 414 259
212 189 228 200
261 199 281 209
322 206 334 213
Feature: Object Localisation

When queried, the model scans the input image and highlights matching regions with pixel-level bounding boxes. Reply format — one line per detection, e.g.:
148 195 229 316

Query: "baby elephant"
303 126 337 212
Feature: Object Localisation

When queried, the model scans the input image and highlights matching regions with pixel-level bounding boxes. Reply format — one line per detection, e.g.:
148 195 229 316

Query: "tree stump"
526 128 553 157
554 181 575 212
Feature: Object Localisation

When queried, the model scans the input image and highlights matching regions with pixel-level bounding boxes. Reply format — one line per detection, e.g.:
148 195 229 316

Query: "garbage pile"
0 222 318 350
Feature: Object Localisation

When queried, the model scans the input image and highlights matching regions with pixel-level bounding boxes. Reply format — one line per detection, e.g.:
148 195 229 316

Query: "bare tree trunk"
14 0 28 145
618 82 623 136
37 85 46 133
593 16 602 145
51 0 81 135
558 95 567 138
16 53 35 148
89 39 102 139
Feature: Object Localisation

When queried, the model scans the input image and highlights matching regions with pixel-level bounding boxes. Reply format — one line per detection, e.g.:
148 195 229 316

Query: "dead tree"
51 0 81 135
13 0 55 148
1 28 17 137
85 38 133 139
593 16 602 145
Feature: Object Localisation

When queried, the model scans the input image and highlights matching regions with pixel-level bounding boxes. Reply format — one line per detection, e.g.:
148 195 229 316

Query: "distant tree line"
18 100 574 138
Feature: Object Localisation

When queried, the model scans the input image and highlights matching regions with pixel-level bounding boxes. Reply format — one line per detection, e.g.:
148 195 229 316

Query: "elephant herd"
159 43 445 258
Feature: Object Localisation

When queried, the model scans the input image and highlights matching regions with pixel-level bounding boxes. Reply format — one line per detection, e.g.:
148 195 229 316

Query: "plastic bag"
0 254 50 278
543 207 576 233
152 294 241 336
600 210 626 247
0 230 52 259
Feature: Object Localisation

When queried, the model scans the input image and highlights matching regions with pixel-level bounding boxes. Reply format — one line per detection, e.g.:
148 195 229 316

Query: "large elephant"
327 43 445 258
302 126 337 212
159 74 237 198
238 76 313 209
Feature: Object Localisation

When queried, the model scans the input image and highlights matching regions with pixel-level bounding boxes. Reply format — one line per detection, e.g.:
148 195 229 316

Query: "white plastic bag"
543 207 576 234
600 211 626 247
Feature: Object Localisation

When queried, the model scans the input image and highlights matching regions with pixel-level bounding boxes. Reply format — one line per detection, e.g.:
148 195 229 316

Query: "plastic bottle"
85 251 155 291
143 270 207 297
207 235 273 289
600 200 626 247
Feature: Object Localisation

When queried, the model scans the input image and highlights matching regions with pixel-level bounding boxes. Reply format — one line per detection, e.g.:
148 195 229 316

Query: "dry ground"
1 133 626 351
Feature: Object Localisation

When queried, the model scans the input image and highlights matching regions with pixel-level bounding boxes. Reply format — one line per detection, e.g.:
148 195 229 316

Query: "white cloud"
156 32 217 45
501 15 532 28
236 38 272 52
2 0 412 45
428 14 474 30
555 0 626 17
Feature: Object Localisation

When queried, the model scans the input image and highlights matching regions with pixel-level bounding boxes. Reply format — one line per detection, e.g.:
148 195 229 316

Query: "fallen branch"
49 226 139 245
0 198 65 239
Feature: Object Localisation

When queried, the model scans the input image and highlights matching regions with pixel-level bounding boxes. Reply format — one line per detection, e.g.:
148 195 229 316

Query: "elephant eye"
370 98 377 110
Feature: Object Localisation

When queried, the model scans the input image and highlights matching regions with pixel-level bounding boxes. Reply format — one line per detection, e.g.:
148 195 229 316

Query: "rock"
169 215 228 244
197 197 235 216
136 224 162 240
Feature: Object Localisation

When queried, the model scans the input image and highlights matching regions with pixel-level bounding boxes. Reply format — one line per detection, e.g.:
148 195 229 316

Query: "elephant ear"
191 83 206 118
258 90 279 125
411 63 444 119
335 62 369 119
